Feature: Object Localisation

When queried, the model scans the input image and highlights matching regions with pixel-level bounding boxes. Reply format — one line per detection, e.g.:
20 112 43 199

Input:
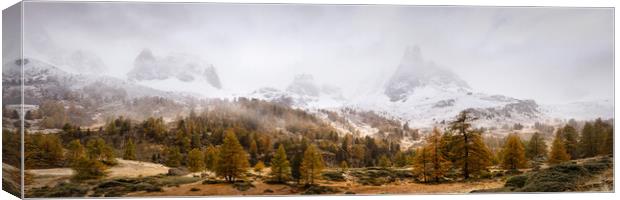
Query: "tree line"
8 107 613 185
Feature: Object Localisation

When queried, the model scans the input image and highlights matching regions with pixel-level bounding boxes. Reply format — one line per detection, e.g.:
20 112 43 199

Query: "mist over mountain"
7 43 611 130
250 74 346 107
347 46 611 128
128 49 222 90
384 46 471 102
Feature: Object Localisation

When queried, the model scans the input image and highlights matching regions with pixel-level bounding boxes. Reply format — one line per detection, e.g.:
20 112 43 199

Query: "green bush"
322 171 345 182
232 181 255 191
583 163 608 174
202 179 226 184
302 185 341 195
505 175 528 188
28 182 89 197
349 168 410 186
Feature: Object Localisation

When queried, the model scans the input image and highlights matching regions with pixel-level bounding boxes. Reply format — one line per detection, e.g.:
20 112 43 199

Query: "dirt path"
25 159 169 190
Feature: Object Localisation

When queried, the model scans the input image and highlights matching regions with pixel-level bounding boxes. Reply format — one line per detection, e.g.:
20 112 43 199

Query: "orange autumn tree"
548 130 570 165
499 133 527 170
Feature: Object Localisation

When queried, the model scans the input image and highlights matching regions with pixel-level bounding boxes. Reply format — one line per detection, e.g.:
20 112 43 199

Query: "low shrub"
202 179 226 185
232 181 255 191
302 185 341 195
504 175 528 188
28 182 89 197
322 171 346 182
349 168 410 186
167 168 190 176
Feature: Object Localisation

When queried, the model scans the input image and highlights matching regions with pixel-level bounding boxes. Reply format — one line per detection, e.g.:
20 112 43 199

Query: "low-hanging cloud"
20 2 614 104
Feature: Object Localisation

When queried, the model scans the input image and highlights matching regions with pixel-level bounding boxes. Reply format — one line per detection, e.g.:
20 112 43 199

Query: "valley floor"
18 156 613 197
128 178 505 196
24 159 169 190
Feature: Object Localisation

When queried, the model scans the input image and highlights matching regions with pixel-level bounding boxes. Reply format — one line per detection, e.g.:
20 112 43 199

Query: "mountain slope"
127 49 224 97
249 74 346 108
350 46 546 128
2 58 195 126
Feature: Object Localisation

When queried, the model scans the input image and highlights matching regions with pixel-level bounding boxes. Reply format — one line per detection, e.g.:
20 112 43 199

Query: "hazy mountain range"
3 46 613 130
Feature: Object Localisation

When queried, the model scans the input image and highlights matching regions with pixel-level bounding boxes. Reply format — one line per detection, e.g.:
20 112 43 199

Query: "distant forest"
2 97 614 185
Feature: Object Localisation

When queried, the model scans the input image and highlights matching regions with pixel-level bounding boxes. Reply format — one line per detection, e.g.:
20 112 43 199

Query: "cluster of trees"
175 130 323 185
11 96 614 186
408 113 614 183
412 112 493 182
548 119 613 164
20 129 118 180
68 138 117 180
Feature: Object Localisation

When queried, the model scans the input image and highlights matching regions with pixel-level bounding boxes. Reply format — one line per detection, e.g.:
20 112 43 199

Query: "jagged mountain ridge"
349 46 548 128
2 58 198 124
249 74 346 108
127 49 222 91
384 46 471 102
4 46 611 132
246 46 611 128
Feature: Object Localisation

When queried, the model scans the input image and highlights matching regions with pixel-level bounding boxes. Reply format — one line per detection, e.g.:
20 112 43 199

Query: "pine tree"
499 134 527 170
579 122 598 158
25 134 66 168
249 139 259 165
254 161 265 176
378 155 392 168
72 157 108 180
216 130 250 182
525 132 548 161
393 151 410 167
66 139 85 166
593 118 611 155
204 145 220 172
340 160 349 172
448 111 492 179
561 125 579 159
412 147 431 182
187 148 205 172
603 126 613 155
165 146 182 167
548 131 570 165
426 128 451 182
86 138 116 166
123 139 136 160
269 144 291 183
300 144 324 185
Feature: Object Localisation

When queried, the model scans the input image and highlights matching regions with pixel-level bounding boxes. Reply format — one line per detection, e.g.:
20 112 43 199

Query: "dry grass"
129 177 504 196
128 181 298 196
25 159 169 190
324 179 504 194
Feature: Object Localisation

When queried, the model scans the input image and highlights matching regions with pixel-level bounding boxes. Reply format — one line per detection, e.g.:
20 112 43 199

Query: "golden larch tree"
270 144 291 183
500 133 527 170
300 144 324 185
216 129 250 182
548 131 570 165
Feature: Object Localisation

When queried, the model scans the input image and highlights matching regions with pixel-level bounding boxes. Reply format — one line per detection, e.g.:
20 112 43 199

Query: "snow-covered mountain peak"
286 74 320 97
402 45 423 64
384 46 470 102
127 49 224 97
248 74 346 108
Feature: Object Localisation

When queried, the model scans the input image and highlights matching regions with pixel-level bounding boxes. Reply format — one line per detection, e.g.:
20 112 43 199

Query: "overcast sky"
20 2 614 104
